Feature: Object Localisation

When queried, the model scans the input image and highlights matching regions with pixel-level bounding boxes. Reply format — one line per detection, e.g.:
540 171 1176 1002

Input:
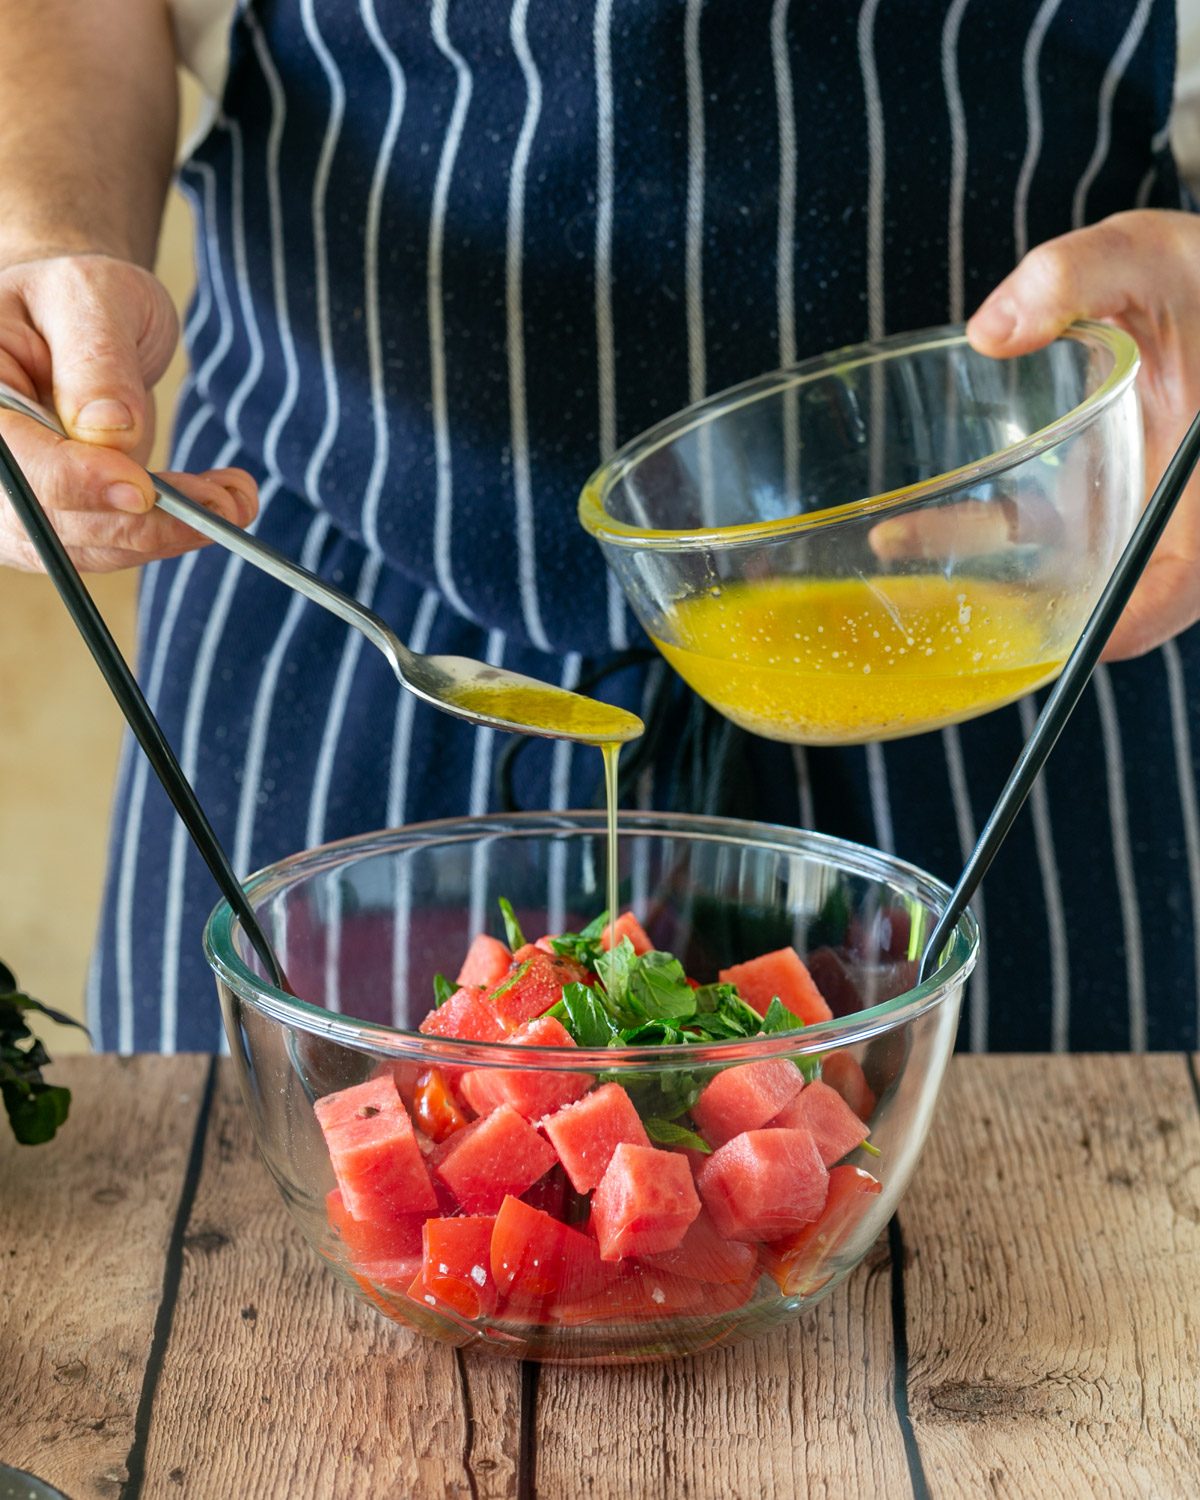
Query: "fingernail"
106 481 149 512
75 399 134 432
972 295 1017 343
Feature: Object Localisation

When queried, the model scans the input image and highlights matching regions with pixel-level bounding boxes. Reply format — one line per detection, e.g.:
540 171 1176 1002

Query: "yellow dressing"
650 574 1068 745
441 679 642 744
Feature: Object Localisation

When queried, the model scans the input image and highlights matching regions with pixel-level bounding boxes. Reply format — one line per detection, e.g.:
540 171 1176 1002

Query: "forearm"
0 0 179 268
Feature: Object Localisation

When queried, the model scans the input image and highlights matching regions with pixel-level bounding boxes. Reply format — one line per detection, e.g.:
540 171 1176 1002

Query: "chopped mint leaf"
618 1019 690 1047
432 972 456 1007
488 957 532 1001
594 935 638 1014
759 997 802 1034
644 1118 712 1154
550 982 620 1047
578 910 611 941
498 897 526 952
625 950 696 1023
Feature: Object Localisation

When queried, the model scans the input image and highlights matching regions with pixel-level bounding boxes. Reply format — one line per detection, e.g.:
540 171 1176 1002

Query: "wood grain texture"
0 1055 207 1497
139 1061 525 1500
903 1054 1200 1500
534 1231 911 1500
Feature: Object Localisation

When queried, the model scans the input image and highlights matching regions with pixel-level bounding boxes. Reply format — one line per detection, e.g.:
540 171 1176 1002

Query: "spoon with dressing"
0 383 643 748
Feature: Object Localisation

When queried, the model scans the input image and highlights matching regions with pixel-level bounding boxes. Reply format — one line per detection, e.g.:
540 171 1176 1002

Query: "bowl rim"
577 319 1140 551
204 811 979 1068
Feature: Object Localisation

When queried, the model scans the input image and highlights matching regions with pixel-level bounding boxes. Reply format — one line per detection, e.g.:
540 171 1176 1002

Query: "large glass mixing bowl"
206 812 977 1364
580 323 1142 743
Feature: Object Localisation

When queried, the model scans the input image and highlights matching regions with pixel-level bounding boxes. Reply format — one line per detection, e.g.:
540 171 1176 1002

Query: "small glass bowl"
206 812 976 1365
580 322 1142 744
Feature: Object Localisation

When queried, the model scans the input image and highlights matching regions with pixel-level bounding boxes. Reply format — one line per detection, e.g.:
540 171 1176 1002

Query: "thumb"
22 258 178 454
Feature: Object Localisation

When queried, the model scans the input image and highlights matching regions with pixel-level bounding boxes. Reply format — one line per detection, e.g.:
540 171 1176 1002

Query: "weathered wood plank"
139 1060 525 1500
0 1055 207 1498
535 1230 910 1499
903 1054 1200 1500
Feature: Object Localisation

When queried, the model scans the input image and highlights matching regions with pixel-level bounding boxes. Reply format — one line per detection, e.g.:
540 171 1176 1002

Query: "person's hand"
0 253 257 573
968 209 1200 661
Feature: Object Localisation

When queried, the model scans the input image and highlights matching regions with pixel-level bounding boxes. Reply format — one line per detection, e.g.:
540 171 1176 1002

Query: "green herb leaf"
860 1139 881 1158
626 951 696 1023
497 898 526 952
618 1019 690 1047
759 997 803 1034
578 911 612 941
488 957 532 1001
594 935 638 1014
432 972 456 1007
548 914 608 973
0 967 87 1146
644 1117 712 1154
550 982 620 1047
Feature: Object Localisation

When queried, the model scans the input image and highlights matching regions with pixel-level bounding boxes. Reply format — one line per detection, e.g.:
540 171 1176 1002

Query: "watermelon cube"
433 1103 556 1213
456 933 512 991
764 1165 882 1295
490 946 591 1029
542 1082 650 1192
820 1050 877 1121
418 988 507 1043
697 1128 829 1242
490 1195 608 1313
638 1206 759 1285
458 1016 591 1120
314 1075 438 1219
719 946 833 1026
599 910 654 955
691 1058 804 1148
591 1142 701 1261
324 1188 425 1265
771 1079 870 1166
417 1215 498 1320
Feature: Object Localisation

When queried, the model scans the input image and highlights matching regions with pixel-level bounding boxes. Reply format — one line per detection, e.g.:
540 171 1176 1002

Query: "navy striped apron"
88 0 1200 1055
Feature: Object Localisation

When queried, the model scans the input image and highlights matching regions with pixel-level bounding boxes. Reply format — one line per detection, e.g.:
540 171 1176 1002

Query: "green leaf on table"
497 897 526 952
0 967 87 1146
432 972 456 1007
644 1117 712 1154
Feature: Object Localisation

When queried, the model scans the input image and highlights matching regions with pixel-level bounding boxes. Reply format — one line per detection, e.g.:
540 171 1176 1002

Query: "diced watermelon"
691 1058 805 1149
412 1068 470 1142
490 1195 608 1313
554 1264 759 1325
697 1128 829 1242
456 933 512 991
719 946 833 1026
489 946 591 1029
458 1016 591 1120
591 1142 701 1261
351 1255 425 1299
599 910 653 955
638 1206 759 1285
542 1082 650 1192
764 1165 882 1295
314 1075 438 1219
417 1215 498 1319
818 1050 877 1122
771 1079 870 1166
433 1104 556 1212
520 1163 572 1221
418 988 507 1043
325 1188 425 1265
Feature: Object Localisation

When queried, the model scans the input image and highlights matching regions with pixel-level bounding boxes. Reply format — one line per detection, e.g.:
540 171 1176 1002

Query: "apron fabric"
88 0 1199 1054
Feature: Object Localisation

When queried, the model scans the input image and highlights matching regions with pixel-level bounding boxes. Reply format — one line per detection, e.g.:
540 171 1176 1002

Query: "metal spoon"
918 408 1200 983
0 383 643 747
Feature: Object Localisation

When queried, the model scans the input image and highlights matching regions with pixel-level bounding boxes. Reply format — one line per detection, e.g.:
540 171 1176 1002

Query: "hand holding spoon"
0 383 643 748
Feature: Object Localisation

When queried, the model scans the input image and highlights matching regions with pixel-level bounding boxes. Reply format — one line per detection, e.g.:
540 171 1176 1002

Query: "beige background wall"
0 78 202 1054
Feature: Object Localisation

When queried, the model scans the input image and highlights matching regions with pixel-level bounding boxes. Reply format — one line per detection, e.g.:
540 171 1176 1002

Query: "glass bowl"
205 812 977 1365
579 322 1142 744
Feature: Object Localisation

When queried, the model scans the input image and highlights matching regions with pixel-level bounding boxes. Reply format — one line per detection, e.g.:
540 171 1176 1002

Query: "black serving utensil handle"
0 431 289 993
919 409 1200 984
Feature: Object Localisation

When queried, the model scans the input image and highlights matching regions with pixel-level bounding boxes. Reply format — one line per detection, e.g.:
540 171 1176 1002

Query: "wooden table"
2 1055 1198 1499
